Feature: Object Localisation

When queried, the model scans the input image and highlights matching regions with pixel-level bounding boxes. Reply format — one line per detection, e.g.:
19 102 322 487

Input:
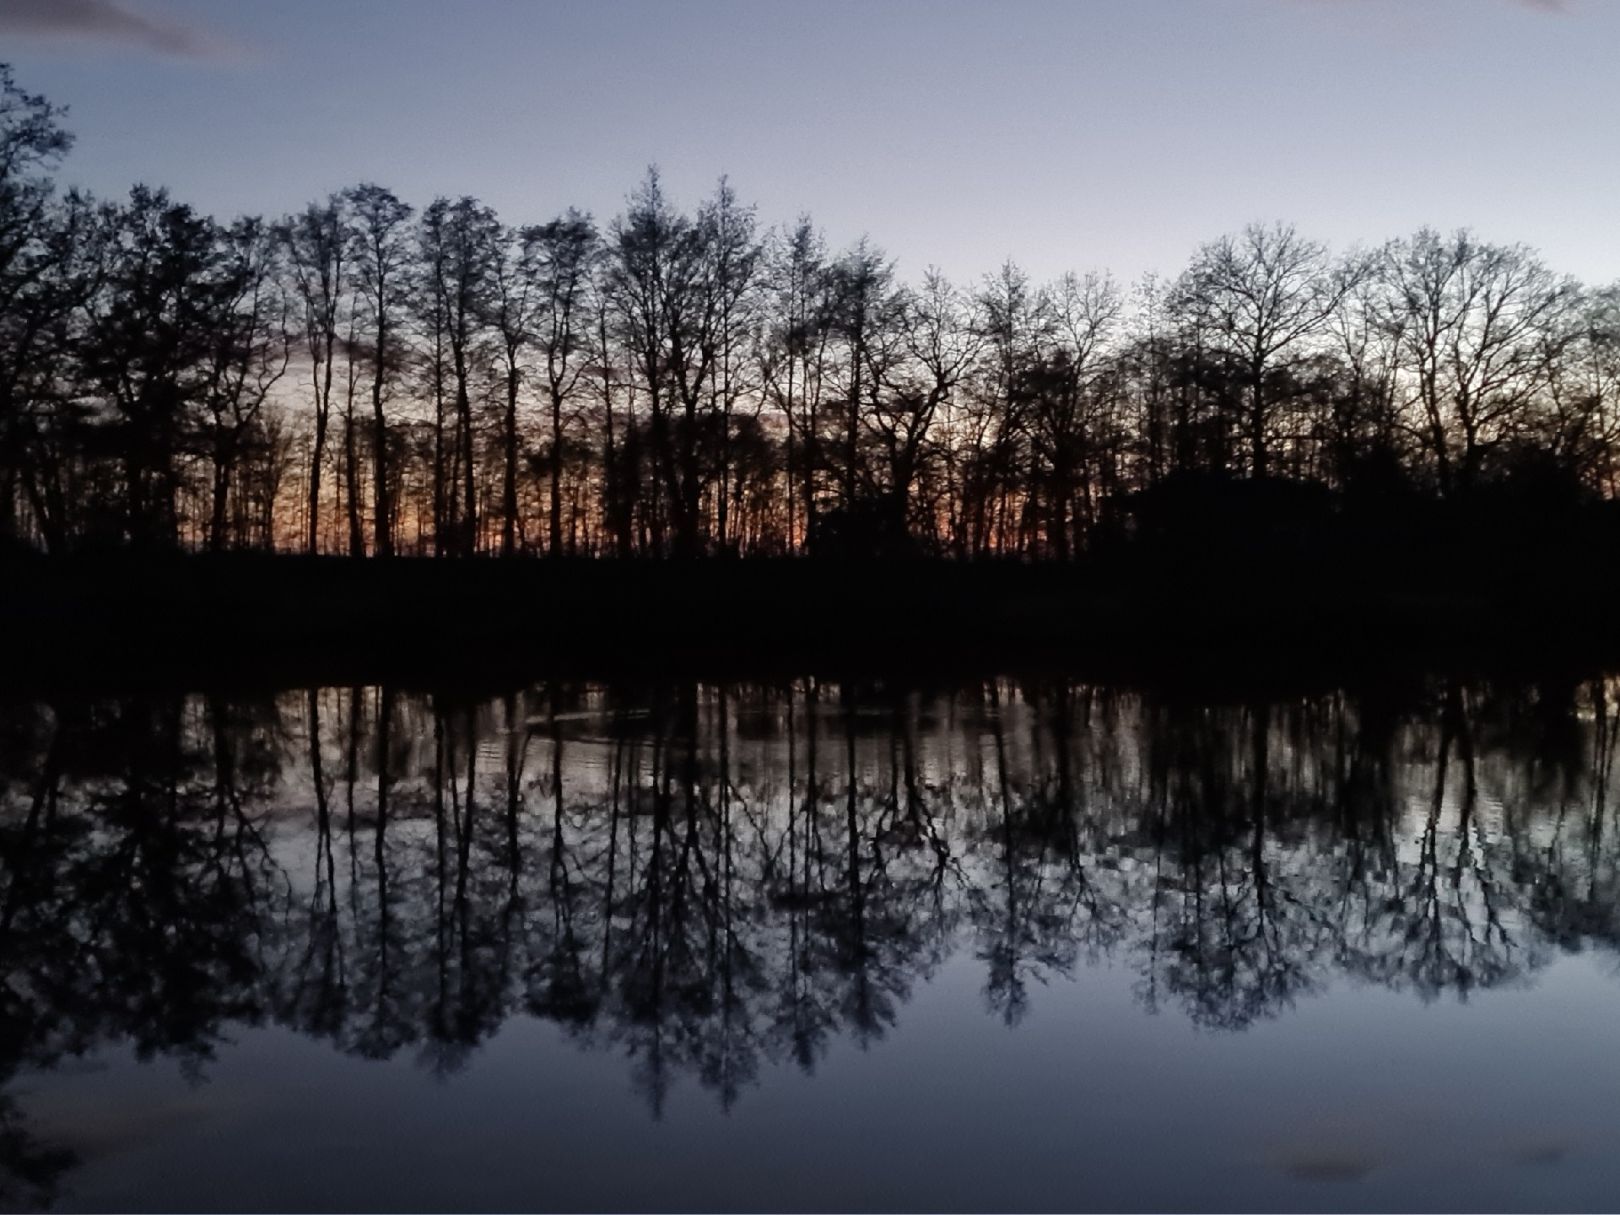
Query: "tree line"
3 65 1618 559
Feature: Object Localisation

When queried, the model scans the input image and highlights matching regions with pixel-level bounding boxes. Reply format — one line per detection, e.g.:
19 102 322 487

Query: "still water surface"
4 678 1620 1211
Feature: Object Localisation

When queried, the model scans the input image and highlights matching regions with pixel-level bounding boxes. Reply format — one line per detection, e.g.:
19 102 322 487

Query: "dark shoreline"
4 551 1618 695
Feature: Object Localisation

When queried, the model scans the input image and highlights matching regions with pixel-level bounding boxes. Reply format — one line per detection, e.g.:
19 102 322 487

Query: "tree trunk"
372 311 392 558
307 413 326 555
549 388 564 557
503 361 520 558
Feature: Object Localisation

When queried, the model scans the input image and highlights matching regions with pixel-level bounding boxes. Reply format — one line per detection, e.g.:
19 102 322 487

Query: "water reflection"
2 677 1620 1208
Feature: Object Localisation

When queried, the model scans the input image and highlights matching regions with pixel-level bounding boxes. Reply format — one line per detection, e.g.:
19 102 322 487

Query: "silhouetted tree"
1378 228 1580 494
1173 222 1362 479
345 183 413 557
528 210 599 556
279 193 351 554
0 66 85 551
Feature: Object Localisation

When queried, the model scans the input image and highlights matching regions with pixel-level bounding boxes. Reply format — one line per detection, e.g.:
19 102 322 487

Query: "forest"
4 64 1619 563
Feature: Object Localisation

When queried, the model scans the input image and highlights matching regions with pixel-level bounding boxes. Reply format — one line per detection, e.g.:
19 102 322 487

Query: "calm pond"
4 677 1620 1212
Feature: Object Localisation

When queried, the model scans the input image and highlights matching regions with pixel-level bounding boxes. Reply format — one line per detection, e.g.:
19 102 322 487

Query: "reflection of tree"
0 695 287 1206
967 681 1128 1025
1134 699 1326 1029
0 1090 74 1214
8 676 1620 1197
279 687 348 1045
0 697 274 1071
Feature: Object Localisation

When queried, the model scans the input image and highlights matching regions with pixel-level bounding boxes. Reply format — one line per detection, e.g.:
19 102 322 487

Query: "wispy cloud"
0 0 234 58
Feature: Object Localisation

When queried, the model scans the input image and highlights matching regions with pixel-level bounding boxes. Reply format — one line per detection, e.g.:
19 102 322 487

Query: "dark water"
4 678 1620 1212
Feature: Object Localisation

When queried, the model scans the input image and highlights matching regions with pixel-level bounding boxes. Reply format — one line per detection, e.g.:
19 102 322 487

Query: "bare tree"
608 169 701 554
866 269 977 546
419 196 498 555
825 239 897 522
488 223 540 557
198 217 292 550
0 65 77 546
1175 222 1360 478
696 179 764 553
1031 271 1122 554
278 194 351 554
1378 228 1579 492
528 210 599 556
345 184 413 557
761 217 831 551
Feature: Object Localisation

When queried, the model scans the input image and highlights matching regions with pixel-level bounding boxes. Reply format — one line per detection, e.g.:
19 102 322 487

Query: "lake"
3 676 1620 1212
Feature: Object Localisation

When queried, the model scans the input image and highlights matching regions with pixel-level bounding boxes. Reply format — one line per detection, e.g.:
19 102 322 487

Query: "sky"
2 0 1616 288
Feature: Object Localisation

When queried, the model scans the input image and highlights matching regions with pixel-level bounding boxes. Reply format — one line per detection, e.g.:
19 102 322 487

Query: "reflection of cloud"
1275 1151 1376 1182
0 0 233 58
34 1090 224 1161
1510 1138 1574 1166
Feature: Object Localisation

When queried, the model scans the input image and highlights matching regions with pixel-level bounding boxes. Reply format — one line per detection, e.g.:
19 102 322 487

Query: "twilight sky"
3 0 1616 287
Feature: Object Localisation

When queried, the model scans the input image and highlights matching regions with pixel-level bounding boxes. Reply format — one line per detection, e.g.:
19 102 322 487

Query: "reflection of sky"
5 0 1618 287
27 954 1620 1210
